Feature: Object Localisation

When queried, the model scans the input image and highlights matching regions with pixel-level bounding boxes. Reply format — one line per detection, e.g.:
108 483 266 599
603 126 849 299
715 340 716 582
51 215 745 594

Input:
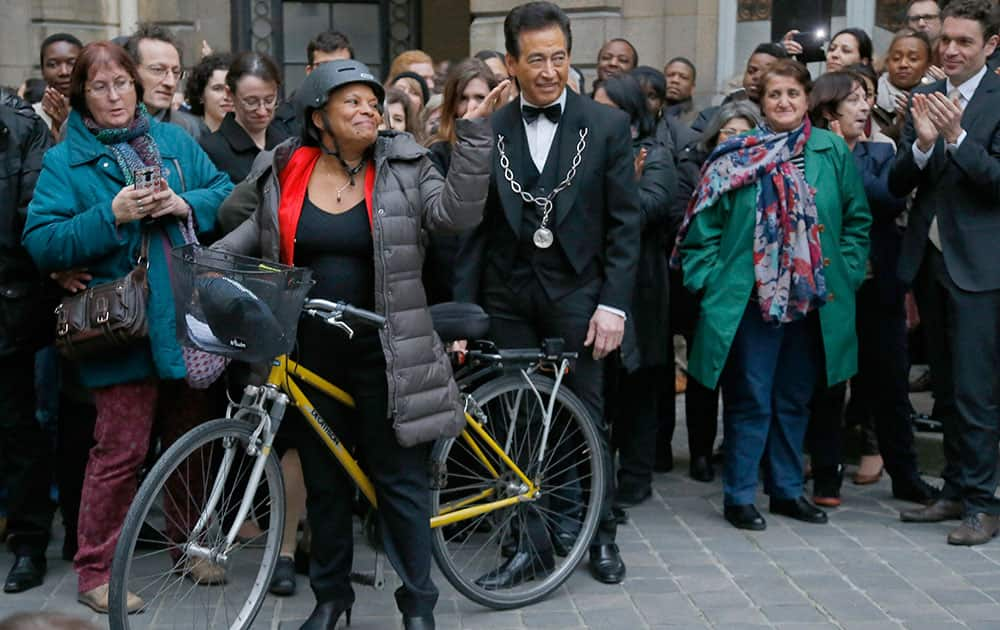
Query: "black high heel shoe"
299 600 352 629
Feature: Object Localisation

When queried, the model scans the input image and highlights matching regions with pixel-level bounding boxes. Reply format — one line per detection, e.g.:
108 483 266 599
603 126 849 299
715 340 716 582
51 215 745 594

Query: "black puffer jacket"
0 97 56 357
214 119 492 446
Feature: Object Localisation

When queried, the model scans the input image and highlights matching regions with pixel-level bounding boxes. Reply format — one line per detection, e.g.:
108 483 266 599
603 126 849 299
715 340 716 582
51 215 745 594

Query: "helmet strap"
319 111 368 189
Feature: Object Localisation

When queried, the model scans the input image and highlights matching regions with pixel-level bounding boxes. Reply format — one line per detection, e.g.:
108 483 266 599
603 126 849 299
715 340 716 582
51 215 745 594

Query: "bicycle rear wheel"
430 373 604 609
109 418 284 630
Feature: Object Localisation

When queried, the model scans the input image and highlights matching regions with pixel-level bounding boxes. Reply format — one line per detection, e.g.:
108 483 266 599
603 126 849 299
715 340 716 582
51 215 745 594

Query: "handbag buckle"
95 296 110 324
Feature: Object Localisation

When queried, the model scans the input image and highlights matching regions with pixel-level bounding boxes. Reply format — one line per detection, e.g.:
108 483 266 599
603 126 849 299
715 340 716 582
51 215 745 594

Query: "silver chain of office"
496 128 588 248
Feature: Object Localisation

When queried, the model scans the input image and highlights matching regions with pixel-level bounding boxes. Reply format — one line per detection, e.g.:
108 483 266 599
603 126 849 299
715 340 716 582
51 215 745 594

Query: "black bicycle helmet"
190 275 286 361
296 59 384 178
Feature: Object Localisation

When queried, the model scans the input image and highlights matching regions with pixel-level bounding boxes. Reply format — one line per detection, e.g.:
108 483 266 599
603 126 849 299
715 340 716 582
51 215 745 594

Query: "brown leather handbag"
54 232 150 360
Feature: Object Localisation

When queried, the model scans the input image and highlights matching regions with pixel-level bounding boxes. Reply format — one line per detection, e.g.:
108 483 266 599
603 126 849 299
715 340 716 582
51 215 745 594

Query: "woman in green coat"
674 59 870 531
21 42 232 612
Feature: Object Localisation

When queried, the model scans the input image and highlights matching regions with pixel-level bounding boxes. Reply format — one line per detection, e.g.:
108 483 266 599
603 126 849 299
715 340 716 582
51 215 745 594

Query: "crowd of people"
0 0 999 627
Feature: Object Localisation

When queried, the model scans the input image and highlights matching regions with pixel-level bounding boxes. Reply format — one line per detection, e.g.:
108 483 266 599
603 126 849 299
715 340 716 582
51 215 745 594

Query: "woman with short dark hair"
199 51 289 194
675 59 871 531
22 40 232 614
593 73 678 506
183 52 233 134
805 70 937 506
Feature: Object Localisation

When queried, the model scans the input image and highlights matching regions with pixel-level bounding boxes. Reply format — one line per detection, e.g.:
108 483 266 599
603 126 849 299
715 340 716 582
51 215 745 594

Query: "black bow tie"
522 103 562 124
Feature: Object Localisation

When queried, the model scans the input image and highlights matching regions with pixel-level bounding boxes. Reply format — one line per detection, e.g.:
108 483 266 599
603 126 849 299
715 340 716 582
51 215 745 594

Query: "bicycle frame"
267 355 541 529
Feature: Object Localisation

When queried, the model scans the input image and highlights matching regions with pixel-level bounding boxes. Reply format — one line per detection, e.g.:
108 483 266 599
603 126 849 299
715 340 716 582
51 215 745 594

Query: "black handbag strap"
137 230 151 268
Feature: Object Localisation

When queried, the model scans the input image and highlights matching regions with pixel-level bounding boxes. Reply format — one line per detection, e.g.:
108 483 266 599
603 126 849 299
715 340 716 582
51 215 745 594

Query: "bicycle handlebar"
304 299 387 329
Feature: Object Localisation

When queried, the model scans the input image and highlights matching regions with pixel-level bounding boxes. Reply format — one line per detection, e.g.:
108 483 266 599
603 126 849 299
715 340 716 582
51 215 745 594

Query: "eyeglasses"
143 65 186 81
237 95 278 110
907 13 941 24
85 78 135 97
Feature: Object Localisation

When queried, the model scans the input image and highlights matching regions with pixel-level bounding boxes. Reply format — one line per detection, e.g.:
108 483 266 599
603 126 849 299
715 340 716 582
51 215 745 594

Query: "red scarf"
277 146 375 265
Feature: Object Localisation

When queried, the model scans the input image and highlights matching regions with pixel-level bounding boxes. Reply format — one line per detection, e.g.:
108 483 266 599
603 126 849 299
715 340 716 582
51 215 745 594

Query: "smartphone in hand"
133 165 161 192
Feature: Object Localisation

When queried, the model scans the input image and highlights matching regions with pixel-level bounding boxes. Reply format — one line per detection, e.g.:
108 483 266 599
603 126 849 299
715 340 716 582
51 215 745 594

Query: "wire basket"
170 244 315 363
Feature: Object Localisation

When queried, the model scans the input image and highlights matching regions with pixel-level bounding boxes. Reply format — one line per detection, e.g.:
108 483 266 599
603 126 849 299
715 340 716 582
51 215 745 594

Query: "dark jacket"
888 71 1000 292
454 89 641 313
154 106 207 142
620 135 678 369
0 100 56 356
200 113 290 187
213 119 493 447
22 110 233 388
665 99 698 127
853 141 907 306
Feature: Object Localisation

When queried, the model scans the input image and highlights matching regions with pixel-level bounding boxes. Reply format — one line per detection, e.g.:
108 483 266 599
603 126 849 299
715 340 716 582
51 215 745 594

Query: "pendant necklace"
332 159 366 203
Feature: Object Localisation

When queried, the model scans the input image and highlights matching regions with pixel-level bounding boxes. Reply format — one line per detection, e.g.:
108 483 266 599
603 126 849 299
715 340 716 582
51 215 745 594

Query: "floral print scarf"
671 118 827 324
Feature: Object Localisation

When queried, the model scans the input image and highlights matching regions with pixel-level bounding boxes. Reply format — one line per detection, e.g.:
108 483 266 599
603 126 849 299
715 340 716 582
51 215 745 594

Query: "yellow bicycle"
109 246 605 629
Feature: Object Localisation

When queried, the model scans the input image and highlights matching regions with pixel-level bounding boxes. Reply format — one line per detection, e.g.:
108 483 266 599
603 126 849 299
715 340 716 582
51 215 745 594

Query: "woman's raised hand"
463 79 513 120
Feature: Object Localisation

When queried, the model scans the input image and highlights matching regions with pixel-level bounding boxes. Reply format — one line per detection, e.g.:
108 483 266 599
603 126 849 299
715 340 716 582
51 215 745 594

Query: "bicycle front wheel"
109 418 285 630
430 373 605 609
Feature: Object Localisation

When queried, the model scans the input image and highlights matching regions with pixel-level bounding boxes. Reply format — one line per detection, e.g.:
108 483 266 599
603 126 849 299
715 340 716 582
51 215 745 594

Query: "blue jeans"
721 305 822 506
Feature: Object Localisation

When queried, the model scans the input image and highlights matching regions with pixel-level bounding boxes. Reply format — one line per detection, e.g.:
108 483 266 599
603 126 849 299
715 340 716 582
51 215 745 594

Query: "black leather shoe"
551 529 578 557
911 412 943 433
299 600 352 629
689 456 715 482
402 614 435 630
770 497 828 524
588 544 625 584
892 478 940 505
268 555 296 596
615 483 652 508
474 550 554 590
724 504 766 531
4 555 47 593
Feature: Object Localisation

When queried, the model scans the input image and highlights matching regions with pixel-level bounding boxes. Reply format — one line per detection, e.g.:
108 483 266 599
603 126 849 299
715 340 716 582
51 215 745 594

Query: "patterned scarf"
84 104 162 185
671 118 827 324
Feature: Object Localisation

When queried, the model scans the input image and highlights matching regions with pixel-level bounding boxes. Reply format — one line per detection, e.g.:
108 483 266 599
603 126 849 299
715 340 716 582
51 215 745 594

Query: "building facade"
1 0 911 104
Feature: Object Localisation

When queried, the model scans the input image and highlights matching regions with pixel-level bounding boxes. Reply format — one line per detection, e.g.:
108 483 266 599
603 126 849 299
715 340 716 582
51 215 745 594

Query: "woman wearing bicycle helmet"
214 59 505 630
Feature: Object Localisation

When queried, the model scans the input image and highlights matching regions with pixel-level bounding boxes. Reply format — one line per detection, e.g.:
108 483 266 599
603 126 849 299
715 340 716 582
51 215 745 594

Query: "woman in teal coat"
675 59 870 531
21 42 232 613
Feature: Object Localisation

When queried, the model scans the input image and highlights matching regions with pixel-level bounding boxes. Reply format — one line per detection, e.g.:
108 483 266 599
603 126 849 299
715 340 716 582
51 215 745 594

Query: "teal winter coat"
679 128 871 390
22 110 233 388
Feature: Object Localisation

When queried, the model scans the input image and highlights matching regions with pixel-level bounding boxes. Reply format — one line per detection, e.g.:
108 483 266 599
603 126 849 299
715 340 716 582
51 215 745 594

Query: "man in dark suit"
889 0 1000 545
454 1 640 585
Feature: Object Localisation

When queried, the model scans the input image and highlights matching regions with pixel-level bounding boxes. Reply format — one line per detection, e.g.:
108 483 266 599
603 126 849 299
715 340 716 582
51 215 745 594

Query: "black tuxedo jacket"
889 70 1000 292
453 89 641 311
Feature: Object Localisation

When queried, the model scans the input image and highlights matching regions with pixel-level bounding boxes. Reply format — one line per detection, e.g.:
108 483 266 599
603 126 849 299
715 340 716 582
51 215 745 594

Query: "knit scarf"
84 104 162 185
671 118 827 324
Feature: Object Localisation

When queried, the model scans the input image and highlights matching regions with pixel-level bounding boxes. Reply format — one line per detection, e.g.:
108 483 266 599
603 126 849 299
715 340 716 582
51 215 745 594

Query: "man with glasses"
125 23 204 140
906 0 943 40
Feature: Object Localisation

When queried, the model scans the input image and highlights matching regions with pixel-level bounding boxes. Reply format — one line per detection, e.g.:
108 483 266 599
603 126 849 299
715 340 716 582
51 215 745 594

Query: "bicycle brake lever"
328 318 355 339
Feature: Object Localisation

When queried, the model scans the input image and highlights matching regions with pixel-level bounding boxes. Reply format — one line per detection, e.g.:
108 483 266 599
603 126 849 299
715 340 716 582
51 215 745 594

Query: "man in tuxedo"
454 1 640 585
889 0 1000 545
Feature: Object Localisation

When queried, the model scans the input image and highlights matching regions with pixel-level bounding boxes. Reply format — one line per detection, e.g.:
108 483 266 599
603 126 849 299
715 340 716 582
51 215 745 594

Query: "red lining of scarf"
277 146 375 265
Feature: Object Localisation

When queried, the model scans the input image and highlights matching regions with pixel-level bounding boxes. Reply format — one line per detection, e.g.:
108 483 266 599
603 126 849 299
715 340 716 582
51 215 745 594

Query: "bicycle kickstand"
349 551 385 590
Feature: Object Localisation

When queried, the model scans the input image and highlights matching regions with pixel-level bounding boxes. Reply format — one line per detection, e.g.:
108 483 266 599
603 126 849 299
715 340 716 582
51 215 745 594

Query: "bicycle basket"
170 244 315 363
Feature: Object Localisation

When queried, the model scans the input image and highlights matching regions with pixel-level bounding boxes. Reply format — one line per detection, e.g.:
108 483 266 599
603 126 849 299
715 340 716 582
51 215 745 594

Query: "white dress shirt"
521 89 567 172
518 89 626 321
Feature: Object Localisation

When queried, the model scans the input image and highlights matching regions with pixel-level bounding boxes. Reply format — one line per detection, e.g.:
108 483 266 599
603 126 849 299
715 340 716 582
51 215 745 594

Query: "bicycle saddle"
429 302 490 343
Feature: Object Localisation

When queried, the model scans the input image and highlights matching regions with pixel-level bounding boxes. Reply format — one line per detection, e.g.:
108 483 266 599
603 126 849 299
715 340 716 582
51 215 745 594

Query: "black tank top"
294 196 375 311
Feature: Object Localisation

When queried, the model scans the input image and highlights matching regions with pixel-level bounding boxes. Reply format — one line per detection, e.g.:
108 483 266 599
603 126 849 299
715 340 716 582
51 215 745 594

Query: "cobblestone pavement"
3 393 1000 629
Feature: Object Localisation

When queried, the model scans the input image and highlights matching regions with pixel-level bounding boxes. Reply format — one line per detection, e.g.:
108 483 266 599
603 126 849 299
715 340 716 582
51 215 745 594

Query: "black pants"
0 350 55 554
660 271 719 462
854 279 921 483
482 272 616 548
609 364 666 490
915 252 957 422
56 394 97 550
295 323 437 616
916 250 1000 512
